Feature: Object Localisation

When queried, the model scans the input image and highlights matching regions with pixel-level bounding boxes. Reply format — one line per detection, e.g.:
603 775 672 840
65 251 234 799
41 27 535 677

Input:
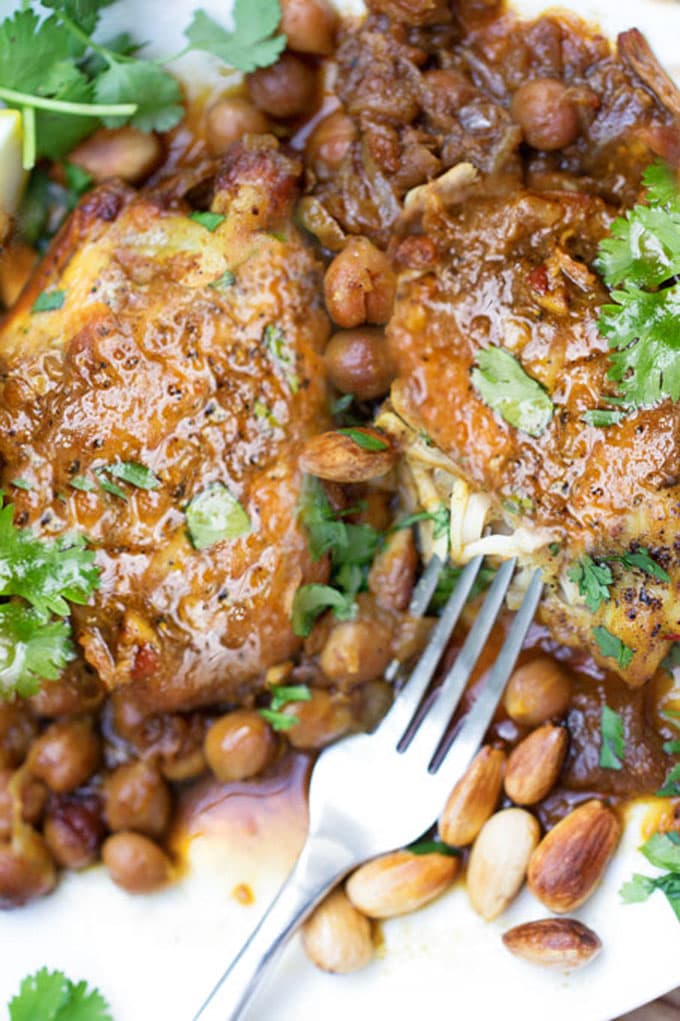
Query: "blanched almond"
346 849 458 919
299 429 396 483
438 746 505 847
504 725 568 806
467 808 541 921
527 799 621 913
502 918 602 969
302 888 374 974
504 657 572 726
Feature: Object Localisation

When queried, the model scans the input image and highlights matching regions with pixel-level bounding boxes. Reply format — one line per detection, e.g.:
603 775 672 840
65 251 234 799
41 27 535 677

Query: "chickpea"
204 710 276 783
67 126 163 184
0 769 47 841
103 760 171 838
27 717 101 794
0 830 56 908
324 238 396 329
324 328 396 401
306 110 355 180
503 657 572 727
280 0 337 55
247 53 317 119
320 620 393 689
511 79 580 151
43 798 104 870
161 745 207 782
285 690 353 750
205 98 270 156
0 703 38 769
351 679 394 733
102 832 171 894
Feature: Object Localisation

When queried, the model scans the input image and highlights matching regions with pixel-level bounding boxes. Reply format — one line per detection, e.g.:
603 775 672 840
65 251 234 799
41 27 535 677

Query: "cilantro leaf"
185 2 286 74
186 484 250 550
189 210 226 232
94 60 183 132
619 872 656 905
269 683 311 711
592 625 634 669
599 704 625 770
619 547 670 583
336 428 389 452
656 763 680 798
568 556 613 613
407 840 459 857
395 506 450 540
209 269 236 291
9 968 112 1021
259 707 299 730
291 583 356 637
596 163 680 409
0 604 74 699
581 409 624 427
42 0 115 37
105 462 160 491
641 832 680 871
429 562 495 613
471 347 553 437
0 501 100 616
64 161 94 195
263 324 299 392
32 289 66 313
69 476 97 492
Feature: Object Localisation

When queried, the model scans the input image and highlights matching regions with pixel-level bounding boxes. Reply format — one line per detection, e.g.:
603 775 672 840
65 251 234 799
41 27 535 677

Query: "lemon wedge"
0 109 27 216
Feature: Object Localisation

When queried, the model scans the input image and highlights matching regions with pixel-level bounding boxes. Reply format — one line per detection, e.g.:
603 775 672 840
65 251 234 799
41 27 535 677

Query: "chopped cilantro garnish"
269 683 311 711
106 461 161 491
0 604 74 699
568 556 613 613
209 269 236 291
259 707 299 731
186 484 250 550
592 626 634 669
189 210 226 232
599 705 625 770
429 563 496 613
69 475 97 493
11 479 33 492
94 470 127 501
663 740 680 756
407 840 459 857
596 162 680 410
656 763 680 798
394 506 450 540
184 0 286 74
32 288 65 312
291 583 356 637
331 393 354 416
581 408 624 427
471 347 553 437
64 161 93 195
615 548 670 583
335 428 389 451
263 324 299 393
9 967 112 1021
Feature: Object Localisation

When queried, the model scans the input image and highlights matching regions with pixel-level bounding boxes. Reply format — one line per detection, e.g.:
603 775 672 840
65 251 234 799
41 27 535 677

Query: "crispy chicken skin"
0 138 331 712
388 187 680 686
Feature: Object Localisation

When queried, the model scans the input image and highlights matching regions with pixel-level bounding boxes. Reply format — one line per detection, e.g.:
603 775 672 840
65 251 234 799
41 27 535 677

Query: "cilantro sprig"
1 0 286 170
259 682 311 730
9 967 112 1021
595 162 680 412
620 831 680 923
569 547 669 613
0 494 100 698
599 705 625 770
291 476 382 637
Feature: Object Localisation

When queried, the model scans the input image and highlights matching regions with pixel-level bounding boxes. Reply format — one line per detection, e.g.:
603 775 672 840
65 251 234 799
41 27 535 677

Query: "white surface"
2 0 680 1018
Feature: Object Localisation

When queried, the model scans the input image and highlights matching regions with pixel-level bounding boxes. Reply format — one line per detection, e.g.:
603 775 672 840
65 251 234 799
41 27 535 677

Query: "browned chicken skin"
0 138 331 713
387 185 680 686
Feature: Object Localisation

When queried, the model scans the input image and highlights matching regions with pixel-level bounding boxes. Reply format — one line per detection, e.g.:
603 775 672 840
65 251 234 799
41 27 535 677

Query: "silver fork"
194 555 543 1021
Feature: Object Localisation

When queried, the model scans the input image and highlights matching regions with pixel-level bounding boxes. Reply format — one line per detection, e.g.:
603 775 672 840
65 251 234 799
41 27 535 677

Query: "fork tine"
430 567 543 792
384 553 445 684
376 554 484 742
401 557 517 766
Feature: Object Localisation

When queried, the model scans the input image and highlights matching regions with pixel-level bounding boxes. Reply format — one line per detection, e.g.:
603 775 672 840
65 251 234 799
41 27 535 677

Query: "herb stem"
51 9 114 65
21 105 35 170
0 85 136 118
160 45 192 64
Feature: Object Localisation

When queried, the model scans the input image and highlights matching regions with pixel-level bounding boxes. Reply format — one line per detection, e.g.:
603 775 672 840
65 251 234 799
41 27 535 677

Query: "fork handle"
193 833 358 1021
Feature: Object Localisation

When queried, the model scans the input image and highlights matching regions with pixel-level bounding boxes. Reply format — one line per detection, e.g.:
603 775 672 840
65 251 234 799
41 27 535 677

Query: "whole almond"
502 918 602 969
300 428 396 483
302 888 374 974
438 746 506 846
527 799 621 913
504 725 569 806
504 657 572 726
467 808 541 921
346 849 458 919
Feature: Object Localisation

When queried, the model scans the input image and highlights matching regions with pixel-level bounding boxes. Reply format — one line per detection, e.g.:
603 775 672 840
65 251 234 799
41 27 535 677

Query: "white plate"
2 0 680 1018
